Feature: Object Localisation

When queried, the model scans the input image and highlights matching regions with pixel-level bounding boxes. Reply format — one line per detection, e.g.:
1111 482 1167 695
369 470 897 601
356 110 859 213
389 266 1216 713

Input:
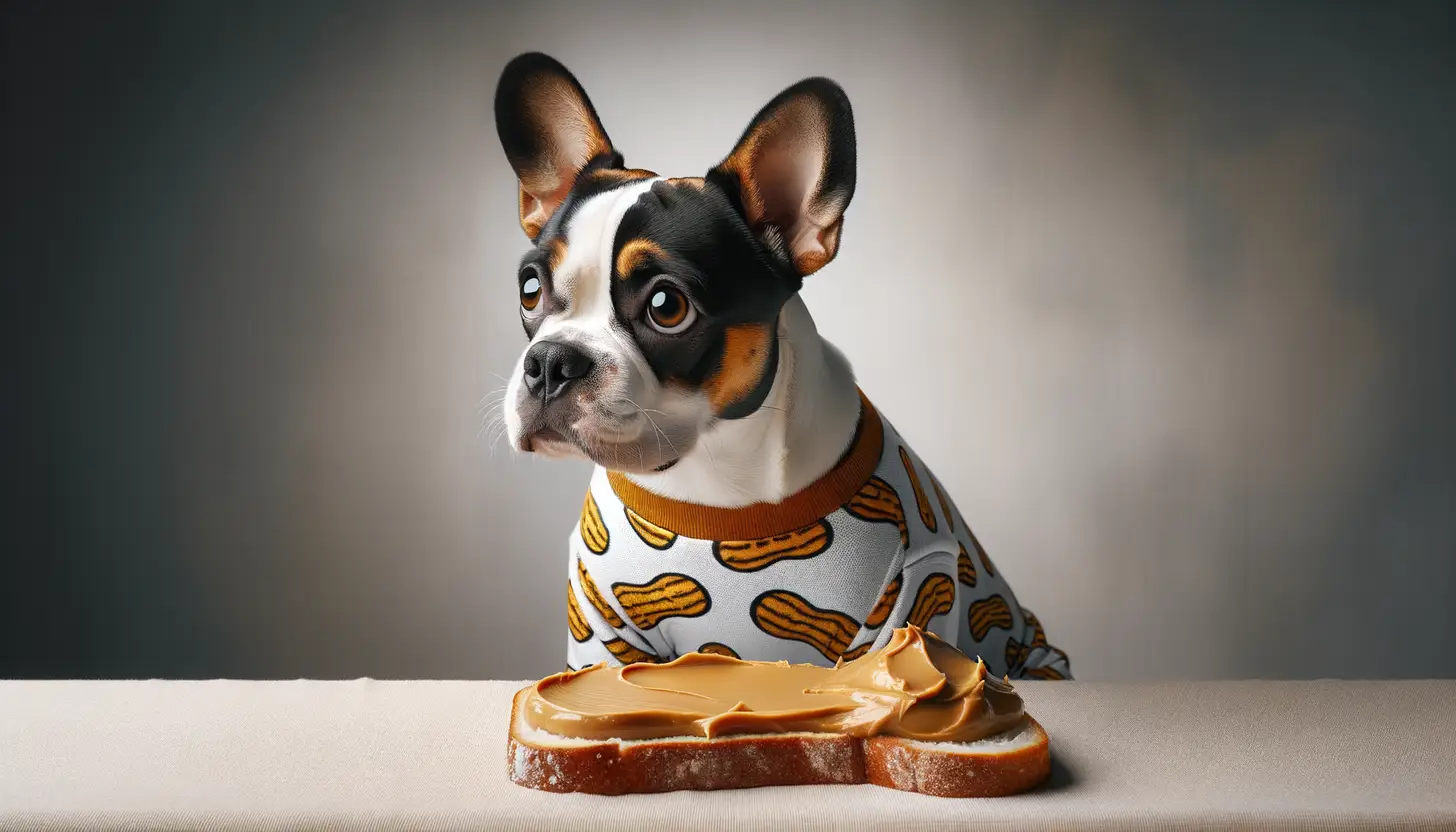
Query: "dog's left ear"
495 52 619 240
709 78 856 277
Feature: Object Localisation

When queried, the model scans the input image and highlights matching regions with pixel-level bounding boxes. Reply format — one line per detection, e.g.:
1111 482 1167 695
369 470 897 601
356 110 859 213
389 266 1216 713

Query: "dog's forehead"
548 178 659 315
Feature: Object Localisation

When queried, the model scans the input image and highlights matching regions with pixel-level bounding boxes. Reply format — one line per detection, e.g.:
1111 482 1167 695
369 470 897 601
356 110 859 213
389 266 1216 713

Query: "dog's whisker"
625 397 680 465
480 413 503 445
476 386 511 413
477 383 509 402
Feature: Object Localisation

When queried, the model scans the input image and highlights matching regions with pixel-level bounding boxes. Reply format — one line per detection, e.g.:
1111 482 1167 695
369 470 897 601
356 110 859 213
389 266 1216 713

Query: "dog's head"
494 53 856 473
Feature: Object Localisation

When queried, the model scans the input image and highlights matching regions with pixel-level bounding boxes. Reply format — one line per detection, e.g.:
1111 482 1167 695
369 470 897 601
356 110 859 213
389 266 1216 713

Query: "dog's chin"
519 426 683 473
573 435 684 473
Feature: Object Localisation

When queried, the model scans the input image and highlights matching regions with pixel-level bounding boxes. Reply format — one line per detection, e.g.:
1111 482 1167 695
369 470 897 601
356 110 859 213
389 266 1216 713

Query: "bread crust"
506 687 1050 797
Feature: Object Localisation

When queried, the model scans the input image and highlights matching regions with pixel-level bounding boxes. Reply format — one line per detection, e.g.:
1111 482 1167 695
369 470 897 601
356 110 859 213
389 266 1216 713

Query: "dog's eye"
520 273 542 312
646 285 696 334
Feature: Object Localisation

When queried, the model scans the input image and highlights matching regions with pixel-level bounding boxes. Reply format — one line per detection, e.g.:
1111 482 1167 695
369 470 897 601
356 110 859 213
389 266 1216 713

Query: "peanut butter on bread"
522 626 1025 743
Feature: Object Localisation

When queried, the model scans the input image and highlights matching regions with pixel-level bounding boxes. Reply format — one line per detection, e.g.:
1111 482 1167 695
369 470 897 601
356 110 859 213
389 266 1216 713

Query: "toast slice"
506 686 1051 797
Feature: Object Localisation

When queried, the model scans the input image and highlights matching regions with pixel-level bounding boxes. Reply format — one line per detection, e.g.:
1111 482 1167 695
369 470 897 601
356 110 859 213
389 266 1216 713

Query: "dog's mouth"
520 424 681 473
522 427 570 453
515 393 692 472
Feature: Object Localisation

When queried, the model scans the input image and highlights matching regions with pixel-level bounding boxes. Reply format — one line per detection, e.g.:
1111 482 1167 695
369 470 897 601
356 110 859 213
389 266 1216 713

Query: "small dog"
493 53 1071 679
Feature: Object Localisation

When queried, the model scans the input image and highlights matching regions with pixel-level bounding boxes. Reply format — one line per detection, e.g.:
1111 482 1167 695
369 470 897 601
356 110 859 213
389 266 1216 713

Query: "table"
3 679 1454 830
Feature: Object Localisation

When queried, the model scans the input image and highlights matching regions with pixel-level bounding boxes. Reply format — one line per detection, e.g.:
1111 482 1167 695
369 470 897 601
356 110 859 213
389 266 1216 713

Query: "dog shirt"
565 391 1073 680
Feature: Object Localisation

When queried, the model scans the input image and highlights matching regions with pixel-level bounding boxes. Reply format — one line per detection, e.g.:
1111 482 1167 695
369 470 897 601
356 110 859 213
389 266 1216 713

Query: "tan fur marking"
615 238 666 279
547 237 569 272
586 167 656 185
666 176 706 190
519 187 546 240
792 217 842 276
706 323 773 412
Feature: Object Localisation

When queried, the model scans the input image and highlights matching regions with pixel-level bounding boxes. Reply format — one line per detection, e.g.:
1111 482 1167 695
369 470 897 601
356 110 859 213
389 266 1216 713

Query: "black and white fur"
496 52 862 509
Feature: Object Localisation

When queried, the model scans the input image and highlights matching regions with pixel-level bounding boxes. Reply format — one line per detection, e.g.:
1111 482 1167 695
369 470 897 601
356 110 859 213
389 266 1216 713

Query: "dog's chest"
570 414 997 667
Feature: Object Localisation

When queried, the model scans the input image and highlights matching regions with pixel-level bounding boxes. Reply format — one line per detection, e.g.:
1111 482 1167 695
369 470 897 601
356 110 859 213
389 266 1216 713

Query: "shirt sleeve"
565 533 662 670
1005 607 1074 680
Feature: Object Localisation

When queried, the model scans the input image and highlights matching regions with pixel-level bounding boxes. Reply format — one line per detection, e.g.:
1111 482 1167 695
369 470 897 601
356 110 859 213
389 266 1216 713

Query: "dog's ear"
708 78 856 277
494 53 619 240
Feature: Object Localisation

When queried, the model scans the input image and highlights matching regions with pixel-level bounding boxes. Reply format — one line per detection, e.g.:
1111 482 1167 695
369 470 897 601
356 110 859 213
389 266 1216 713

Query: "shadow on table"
1037 755 1078 794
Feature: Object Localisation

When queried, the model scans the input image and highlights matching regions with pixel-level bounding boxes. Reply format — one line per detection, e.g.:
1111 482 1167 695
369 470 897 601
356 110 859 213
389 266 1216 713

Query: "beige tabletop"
2 678 1454 831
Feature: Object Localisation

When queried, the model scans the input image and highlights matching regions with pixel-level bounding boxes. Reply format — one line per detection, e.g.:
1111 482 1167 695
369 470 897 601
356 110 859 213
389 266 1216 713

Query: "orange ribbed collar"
606 390 883 541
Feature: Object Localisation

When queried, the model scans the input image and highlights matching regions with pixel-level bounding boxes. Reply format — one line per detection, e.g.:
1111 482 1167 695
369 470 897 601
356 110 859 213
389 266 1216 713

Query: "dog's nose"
522 340 595 402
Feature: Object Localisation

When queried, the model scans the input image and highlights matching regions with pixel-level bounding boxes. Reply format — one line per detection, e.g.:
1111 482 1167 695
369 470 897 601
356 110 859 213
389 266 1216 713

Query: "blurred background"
3 0 1453 682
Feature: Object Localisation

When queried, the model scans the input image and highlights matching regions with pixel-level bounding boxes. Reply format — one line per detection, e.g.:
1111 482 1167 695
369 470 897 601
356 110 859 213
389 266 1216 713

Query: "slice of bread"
506 687 1051 797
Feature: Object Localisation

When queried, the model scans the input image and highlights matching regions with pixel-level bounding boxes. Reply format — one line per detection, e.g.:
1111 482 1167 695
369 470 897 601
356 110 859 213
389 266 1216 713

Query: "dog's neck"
620 294 861 509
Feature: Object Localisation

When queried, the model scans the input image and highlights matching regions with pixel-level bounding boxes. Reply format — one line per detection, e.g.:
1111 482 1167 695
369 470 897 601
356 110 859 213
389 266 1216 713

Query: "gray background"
3 0 1452 681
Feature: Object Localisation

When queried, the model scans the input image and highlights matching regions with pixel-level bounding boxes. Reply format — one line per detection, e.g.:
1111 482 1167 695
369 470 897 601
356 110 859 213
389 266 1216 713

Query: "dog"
492 53 1071 680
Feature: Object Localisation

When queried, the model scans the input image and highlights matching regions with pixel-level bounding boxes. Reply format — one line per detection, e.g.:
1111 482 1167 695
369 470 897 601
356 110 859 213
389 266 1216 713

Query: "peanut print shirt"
565 392 1073 680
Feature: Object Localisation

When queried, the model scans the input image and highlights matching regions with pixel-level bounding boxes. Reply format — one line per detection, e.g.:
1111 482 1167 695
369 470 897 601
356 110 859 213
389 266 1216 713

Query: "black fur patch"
609 179 799 417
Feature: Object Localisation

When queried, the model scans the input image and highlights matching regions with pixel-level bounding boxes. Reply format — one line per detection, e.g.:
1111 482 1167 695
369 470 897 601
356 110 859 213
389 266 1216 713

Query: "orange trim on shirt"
606 390 884 540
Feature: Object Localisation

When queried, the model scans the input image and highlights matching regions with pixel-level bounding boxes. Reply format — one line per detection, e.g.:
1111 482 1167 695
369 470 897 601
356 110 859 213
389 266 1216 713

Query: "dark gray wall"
3 0 1453 681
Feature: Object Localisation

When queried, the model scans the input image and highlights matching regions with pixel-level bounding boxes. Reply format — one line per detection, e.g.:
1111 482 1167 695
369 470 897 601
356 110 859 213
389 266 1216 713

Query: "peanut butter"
522 626 1025 743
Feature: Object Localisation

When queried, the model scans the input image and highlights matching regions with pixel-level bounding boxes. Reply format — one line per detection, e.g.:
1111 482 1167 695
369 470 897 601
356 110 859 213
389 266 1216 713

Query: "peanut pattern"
968 594 1015 641
713 520 833 572
604 637 658 665
611 573 712 629
752 590 859 662
697 642 740 659
969 529 996 578
1023 608 1049 648
931 475 955 534
865 572 902 629
1005 636 1030 671
580 491 609 554
957 541 977 587
625 506 677 550
578 559 624 628
907 573 955 631
843 476 908 546
566 582 591 642
900 446 938 533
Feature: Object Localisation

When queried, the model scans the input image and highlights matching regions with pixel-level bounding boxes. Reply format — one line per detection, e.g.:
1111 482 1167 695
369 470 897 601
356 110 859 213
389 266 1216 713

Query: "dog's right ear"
494 53 619 240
